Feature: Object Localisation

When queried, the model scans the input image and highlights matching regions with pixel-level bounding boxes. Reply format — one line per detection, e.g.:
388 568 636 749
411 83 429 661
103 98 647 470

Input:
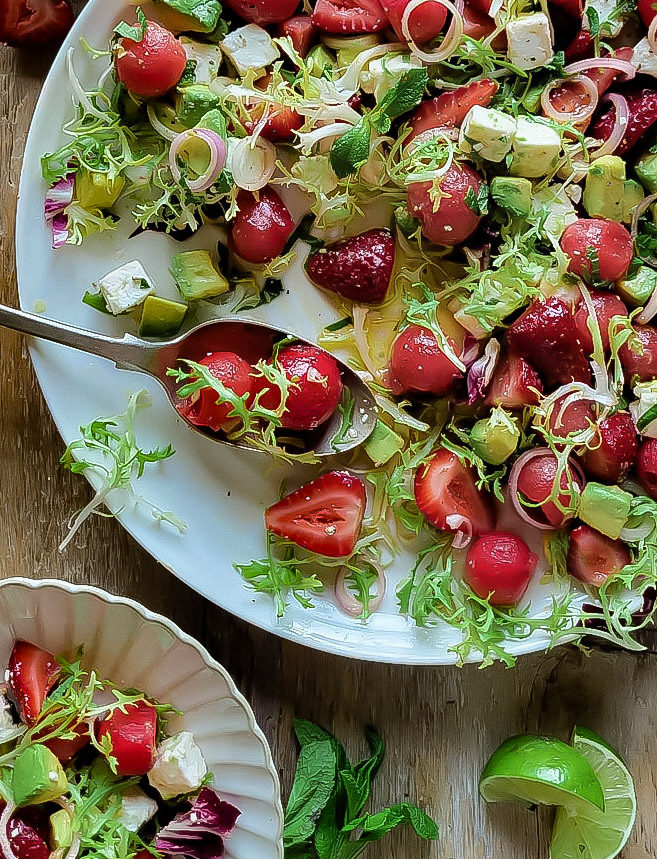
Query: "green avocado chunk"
364 420 404 466
171 250 229 301
176 85 221 128
470 409 520 465
582 155 643 223
578 482 632 540
12 745 67 808
76 169 125 210
151 0 222 33
139 295 188 338
50 809 73 850
636 151 657 194
618 265 657 307
490 176 532 218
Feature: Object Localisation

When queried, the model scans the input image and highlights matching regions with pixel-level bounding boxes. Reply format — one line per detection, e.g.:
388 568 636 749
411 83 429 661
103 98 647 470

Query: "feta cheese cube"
583 0 624 37
459 106 517 162
93 260 154 316
221 25 280 79
631 38 657 77
506 12 553 71
361 53 424 101
120 787 158 833
510 117 562 178
180 37 223 83
532 184 578 239
148 731 208 800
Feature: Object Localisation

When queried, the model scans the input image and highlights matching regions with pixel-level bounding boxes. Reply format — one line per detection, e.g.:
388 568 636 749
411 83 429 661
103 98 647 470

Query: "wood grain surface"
2 14 657 858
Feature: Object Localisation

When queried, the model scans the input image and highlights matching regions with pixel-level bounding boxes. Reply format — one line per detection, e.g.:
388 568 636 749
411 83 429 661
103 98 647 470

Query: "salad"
43 0 657 665
0 640 239 859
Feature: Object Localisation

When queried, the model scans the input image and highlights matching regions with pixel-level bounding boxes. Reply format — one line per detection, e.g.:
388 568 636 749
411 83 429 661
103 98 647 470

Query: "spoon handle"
0 303 161 374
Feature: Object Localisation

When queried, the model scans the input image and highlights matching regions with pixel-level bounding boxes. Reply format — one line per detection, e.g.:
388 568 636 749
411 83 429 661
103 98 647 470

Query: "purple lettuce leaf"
155 788 241 859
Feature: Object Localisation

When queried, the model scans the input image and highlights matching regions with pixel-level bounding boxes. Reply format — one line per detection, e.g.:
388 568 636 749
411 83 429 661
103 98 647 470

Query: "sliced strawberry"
45 726 90 764
462 2 498 41
506 297 590 388
567 524 631 586
256 344 343 431
414 449 495 540
0 0 73 47
591 87 657 155
637 438 657 499
619 324 657 383
7 642 60 727
277 15 318 56
515 450 584 527
546 395 597 442
3 813 51 859
565 29 594 62
244 103 303 142
380 0 447 44
639 0 657 28
311 0 389 33
388 324 464 397
96 701 157 777
581 411 638 484
409 79 498 139
265 471 366 557
485 351 543 409
574 291 628 354
306 229 395 305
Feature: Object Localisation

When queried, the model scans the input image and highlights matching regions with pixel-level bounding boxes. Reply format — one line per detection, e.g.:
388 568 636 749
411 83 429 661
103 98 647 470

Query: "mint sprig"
283 720 438 857
114 6 148 42
330 68 428 179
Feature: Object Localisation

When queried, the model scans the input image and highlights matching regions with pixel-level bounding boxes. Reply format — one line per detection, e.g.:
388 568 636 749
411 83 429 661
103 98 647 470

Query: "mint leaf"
284 733 338 848
586 5 600 36
343 803 439 842
114 6 147 41
638 403 657 432
330 120 371 179
371 67 429 133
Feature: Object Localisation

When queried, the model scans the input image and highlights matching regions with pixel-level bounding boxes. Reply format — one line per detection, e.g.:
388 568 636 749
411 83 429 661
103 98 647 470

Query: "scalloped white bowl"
0 578 284 859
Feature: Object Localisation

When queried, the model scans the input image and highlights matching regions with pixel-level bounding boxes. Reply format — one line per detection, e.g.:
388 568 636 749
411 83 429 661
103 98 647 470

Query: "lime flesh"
550 728 636 859
480 735 605 813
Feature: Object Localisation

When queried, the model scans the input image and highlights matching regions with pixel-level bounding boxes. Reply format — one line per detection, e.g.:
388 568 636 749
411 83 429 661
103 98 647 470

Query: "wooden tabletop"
2 16 657 858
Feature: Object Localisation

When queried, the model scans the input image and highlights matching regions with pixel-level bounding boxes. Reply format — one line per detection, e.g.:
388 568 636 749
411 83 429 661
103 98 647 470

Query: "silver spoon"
0 305 377 457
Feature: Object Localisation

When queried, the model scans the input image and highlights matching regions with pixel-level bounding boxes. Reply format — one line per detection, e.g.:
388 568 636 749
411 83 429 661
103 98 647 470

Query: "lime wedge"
480 735 605 813
550 727 636 859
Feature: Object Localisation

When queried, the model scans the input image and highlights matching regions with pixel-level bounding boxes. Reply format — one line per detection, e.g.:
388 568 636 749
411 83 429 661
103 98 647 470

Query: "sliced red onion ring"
563 57 636 80
592 93 629 159
507 449 585 531
467 337 500 404
445 514 473 548
541 75 599 124
334 560 387 617
147 103 180 142
228 135 277 191
649 15 657 54
637 283 657 324
0 802 18 859
169 128 227 194
401 0 465 64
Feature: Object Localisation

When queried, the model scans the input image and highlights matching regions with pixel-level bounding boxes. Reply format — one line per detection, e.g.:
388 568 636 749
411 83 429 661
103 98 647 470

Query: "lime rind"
550 732 636 859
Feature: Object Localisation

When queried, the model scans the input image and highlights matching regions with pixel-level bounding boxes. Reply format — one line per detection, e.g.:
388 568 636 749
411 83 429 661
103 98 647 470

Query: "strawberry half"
485 351 543 409
619 324 657 383
409 79 498 139
581 411 638 484
0 0 74 47
265 471 366 557
7 641 61 726
637 438 657 500
306 229 395 305
567 524 631 586
506 297 590 388
591 87 657 155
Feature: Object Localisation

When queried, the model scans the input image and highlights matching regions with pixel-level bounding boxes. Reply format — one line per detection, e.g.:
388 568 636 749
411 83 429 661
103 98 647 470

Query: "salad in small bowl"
0 579 283 859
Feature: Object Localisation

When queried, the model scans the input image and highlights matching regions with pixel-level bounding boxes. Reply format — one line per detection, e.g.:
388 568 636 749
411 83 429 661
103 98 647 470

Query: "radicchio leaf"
467 338 500 405
155 788 241 859
45 175 74 248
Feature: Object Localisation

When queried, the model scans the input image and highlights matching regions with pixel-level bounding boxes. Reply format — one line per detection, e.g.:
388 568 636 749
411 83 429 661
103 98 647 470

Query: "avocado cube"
50 809 72 850
175 85 221 128
171 250 229 301
618 265 657 307
76 169 125 210
578 482 632 540
364 420 404 466
139 295 188 338
12 745 67 807
636 151 657 194
623 179 645 224
151 0 222 33
490 176 532 218
583 155 625 221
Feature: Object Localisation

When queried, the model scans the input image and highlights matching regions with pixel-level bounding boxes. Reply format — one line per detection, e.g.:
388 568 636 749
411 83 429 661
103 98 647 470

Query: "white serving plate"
0 578 284 859
15 0 574 665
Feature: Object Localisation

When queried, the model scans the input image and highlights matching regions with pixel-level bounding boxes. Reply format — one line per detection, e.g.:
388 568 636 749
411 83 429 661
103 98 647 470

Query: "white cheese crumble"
148 731 208 800
93 260 154 316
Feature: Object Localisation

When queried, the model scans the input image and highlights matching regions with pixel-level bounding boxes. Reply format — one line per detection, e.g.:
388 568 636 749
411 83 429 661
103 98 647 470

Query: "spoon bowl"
0 305 377 457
